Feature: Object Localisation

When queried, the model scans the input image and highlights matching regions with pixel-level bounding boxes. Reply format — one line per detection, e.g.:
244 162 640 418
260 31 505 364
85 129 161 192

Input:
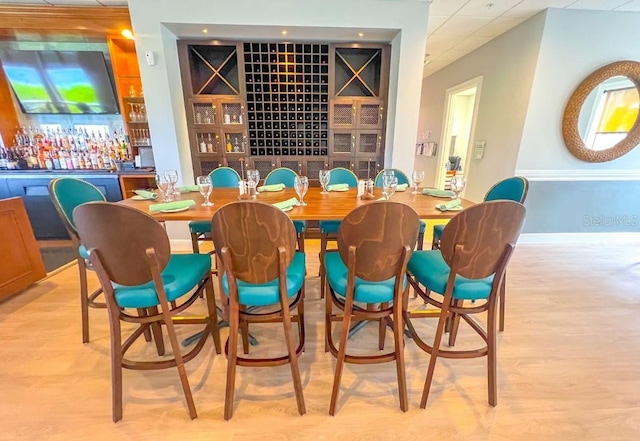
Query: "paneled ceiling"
1 0 639 77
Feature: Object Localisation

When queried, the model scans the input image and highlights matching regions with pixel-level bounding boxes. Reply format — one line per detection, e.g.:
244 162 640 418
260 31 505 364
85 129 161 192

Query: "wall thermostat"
145 50 156 66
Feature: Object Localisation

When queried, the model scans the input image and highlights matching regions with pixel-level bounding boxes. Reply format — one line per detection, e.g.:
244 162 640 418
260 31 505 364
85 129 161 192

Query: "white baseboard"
519 232 640 244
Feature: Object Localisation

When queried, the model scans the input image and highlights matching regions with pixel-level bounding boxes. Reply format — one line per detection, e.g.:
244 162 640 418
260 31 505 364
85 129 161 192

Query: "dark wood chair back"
440 200 526 280
73 202 171 286
211 201 297 284
337 202 420 281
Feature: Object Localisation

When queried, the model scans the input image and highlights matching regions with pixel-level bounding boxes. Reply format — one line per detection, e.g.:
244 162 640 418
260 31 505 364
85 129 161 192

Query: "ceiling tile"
566 0 631 9
425 34 467 53
614 0 640 10
475 16 528 36
437 49 475 62
428 0 470 16
427 15 450 36
453 35 493 52
457 0 523 17
502 0 577 17
431 15 495 36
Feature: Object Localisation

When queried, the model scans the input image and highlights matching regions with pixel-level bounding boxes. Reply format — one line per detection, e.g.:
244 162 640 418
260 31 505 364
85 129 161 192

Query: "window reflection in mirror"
578 76 639 151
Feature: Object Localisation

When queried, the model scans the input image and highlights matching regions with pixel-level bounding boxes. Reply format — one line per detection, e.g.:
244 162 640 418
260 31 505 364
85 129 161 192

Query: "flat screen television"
0 50 120 114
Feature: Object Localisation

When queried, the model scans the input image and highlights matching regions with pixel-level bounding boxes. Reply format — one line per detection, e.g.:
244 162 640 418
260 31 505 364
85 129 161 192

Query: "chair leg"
420 300 450 408
416 231 424 251
138 309 152 342
240 316 250 355
224 299 240 420
447 300 462 347
297 232 305 252
108 309 123 422
431 234 440 250
393 299 408 412
324 279 332 354
78 258 90 344
329 293 354 416
148 306 165 356
280 293 306 415
319 233 328 299
190 233 200 254
499 274 506 332
378 302 388 351
488 298 498 406
161 303 197 419
205 276 222 354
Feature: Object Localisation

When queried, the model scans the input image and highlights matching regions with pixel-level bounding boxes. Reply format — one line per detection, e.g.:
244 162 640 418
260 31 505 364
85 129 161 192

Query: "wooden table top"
118 187 474 221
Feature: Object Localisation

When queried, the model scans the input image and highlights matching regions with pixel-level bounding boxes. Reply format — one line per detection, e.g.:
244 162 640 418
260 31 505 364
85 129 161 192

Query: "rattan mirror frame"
562 60 640 162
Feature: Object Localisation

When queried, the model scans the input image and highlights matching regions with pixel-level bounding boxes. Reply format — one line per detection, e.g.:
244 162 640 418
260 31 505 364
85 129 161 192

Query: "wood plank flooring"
1 241 639 440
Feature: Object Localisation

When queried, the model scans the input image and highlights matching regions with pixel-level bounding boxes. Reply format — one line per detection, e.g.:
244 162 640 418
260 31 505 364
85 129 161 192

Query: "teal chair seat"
221 252 305 306
432 223 443 239
419 220 426 233
325 252 406 304
319 220 341 234
191 219 305 235
407 250 494 301
114 253 212 309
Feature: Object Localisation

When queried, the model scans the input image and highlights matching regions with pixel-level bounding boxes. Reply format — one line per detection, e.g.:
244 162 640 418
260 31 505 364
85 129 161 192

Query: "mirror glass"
578 76 640 151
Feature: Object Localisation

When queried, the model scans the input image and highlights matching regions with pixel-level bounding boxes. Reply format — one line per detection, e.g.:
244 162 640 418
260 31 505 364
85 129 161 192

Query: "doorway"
435 76 482 191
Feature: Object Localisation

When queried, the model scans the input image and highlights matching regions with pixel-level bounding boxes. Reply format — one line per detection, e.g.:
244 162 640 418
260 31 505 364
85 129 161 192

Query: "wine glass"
411 170 425 195
450 175 466 199
196 175 214 207
319 169 331 194
246 169 260 199
294 175 309 206
155 173 172 202
165 169 179 198
382 176 398 200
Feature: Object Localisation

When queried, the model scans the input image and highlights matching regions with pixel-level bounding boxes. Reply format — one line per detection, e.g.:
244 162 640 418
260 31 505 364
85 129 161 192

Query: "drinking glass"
155 173 172 202
450 175 467 199
382 176 398 201
294 175 309 206
411 170 425 195
196 175 214 207
319 169 331 194
246 169 260 199
165 169 179 198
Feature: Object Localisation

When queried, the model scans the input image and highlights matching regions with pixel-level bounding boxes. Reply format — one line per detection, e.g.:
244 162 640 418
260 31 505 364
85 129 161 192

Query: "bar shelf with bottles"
0 127 132 171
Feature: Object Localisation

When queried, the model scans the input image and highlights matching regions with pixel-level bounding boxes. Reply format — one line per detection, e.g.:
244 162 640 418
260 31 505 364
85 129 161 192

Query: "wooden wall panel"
0 197 46 300
0 58 18 148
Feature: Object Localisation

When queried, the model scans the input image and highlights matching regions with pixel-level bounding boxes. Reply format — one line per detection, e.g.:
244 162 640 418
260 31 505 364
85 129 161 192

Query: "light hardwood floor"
1 240 639 440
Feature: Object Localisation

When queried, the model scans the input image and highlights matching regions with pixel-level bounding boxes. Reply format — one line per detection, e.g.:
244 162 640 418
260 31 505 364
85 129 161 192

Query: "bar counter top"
0 168 155 176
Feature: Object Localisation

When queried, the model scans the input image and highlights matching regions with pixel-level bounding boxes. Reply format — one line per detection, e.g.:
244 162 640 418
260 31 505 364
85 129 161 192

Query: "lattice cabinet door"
248 157 276 180
221 129 247 156
197 159 224 177
190 99 219 126
357 100 384 129
330 130 356 156
223 158 246 178
330 157 354 172
219 99 245 126
355 130 383 157
354 157 382 180
330 101 356 128
277 158 302 174
304 158 327 184
192 130 221 155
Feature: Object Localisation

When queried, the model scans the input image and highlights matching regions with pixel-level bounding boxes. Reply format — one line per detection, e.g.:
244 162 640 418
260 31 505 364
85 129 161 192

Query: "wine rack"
244 42 330 157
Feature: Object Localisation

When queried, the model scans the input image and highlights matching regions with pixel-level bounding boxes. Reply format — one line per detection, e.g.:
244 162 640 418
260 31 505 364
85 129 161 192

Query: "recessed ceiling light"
202 28 208 33
282 30 288 35
358 32 364 37
121 29 134 39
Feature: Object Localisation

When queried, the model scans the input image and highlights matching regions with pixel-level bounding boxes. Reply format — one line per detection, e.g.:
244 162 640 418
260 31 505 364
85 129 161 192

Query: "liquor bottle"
226 134 233 152
0 148 8 170
199 137 207 153
207 134 214 153
52 149 61 170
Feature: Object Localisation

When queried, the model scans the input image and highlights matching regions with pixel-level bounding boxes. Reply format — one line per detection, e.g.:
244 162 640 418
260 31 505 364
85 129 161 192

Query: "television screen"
0 50 120 114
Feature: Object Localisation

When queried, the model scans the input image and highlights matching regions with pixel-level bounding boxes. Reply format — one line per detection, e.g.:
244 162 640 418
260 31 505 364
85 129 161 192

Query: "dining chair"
48 177 107 344
189 166 241 254
374 169 426 250
318 167 358 299
430 176 529 331
405 200 526 408
263 167 306 252
324 202 420 415
73 202 221 422
212 201 306 419
373 168 410 187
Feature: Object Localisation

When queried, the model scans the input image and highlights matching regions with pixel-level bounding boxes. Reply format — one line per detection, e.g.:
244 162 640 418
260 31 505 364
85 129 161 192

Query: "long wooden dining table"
118 187 474 221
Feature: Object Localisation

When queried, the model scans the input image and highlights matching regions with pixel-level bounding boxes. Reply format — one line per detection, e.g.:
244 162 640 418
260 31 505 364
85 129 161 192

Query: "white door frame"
435 75 483 189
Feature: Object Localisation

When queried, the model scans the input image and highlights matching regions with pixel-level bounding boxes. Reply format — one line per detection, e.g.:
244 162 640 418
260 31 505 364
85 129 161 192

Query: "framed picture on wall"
424 142 437 157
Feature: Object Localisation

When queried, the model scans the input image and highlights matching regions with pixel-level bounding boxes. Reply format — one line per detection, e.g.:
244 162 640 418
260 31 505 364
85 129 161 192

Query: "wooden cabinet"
0 197 46 300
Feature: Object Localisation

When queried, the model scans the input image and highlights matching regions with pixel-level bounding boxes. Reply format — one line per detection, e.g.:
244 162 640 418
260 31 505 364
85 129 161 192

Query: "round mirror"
563 61 640 162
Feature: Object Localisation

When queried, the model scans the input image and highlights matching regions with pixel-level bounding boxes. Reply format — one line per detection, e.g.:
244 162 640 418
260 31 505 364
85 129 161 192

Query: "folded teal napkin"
149 200 196 212
435 198 462 211
179 185 199 193
327 183 349 191
258 183 285 192
396 183 409 191
133 190 157 199
423 188 455 197
272 197 299 210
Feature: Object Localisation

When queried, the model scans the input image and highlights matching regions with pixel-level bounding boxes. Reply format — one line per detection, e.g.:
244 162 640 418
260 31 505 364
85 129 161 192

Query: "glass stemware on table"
319 169 331 194
382 176 398 200
450 175 467 199
246 169 260 199
164 169 179 198
155 173 172 202
411 170 425 195
196 175 214 207
294 175 309 206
